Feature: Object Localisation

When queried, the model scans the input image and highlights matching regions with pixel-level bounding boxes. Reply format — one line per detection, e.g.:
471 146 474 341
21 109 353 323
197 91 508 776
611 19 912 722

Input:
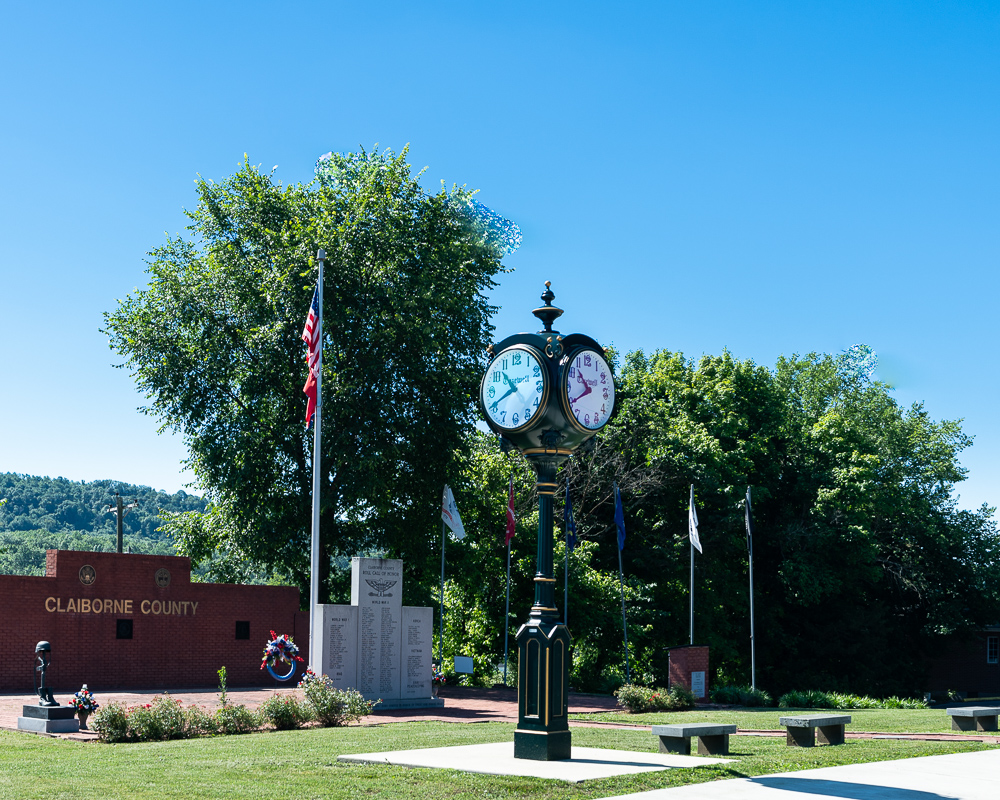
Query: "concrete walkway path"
602 749 1000 800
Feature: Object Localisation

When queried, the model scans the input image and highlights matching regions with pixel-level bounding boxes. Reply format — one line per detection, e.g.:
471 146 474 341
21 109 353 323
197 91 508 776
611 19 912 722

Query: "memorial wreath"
261 631 304 681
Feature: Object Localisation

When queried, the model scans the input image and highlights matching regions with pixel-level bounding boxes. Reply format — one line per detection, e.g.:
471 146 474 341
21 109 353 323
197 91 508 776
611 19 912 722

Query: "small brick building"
0 550 307 693
926 627 1000 697
667 644 710 701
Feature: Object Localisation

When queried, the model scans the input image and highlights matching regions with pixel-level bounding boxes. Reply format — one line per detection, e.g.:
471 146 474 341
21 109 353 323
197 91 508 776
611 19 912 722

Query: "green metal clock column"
478 283 617 762
514 451 573 760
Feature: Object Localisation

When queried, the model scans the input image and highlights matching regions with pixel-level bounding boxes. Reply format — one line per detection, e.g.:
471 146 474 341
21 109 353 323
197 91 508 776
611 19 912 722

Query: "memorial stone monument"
314 557 442 709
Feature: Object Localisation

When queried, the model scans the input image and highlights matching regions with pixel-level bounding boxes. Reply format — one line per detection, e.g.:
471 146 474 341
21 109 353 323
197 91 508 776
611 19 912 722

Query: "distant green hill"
0 473 207 575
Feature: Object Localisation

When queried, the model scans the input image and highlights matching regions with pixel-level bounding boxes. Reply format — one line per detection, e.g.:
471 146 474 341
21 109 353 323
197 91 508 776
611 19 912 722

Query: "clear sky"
1 2 997 514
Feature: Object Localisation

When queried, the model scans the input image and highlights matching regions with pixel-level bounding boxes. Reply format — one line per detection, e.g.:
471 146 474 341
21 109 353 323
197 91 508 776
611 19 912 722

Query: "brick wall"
667 645 710 702
926 629 1000 696
1 550 306 693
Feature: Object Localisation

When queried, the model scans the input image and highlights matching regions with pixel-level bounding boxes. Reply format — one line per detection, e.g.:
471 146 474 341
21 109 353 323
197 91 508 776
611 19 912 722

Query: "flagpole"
689 540 694 646
749 543 756 690
617 544 630 684
747 486 756 691
440 520 446 669
503 539 511 684
614 483 630 684
309 249 325 673
564 528 569 628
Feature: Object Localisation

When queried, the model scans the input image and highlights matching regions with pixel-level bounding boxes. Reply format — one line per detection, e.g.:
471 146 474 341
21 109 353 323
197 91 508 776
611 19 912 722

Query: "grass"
571 707 967 734
0 720 995 800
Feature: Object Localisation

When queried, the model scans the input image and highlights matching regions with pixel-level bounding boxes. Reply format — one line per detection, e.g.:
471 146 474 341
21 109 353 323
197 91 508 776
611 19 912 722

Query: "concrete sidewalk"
603 748 1000 800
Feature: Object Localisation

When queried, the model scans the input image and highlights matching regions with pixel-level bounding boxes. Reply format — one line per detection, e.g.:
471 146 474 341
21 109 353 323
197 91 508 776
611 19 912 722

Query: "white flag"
441 485 466 539
688 484 702 554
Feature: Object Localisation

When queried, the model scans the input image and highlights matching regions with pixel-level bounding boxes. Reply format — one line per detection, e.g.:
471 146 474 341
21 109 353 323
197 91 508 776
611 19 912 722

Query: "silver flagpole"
309 249 325 672
564 528 569 628
750 543 756 690
689 483 695 646
748 486 756 691
617 544 630 684
503 539 511 684
440 520 446 668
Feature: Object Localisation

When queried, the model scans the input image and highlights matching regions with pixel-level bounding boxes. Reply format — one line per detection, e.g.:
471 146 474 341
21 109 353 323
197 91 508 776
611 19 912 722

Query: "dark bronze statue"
35 641 58 706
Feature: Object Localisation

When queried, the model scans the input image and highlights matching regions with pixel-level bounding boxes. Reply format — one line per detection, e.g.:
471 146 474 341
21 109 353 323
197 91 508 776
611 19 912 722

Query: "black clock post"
478 283 616 761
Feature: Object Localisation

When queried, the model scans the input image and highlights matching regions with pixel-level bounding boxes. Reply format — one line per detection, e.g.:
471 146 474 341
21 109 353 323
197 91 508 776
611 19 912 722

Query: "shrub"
882 696 929 709
92 700 130 743
779 690 928 710
779 689 834 709
300 672 377 726
614 684 659 713
149 694 187 739
710 684 774 707
123 703 162 741
183 704 218 736
214 703 258 735
257 694 311 730
664 684 696 710
614 684 694 713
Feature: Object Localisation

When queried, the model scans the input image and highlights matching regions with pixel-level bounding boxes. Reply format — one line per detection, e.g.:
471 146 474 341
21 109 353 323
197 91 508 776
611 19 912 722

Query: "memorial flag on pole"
614 483 626 551
688 484 702 554
441 485 465 540
504 472 516 546
301 286 321 426
745 486 754 556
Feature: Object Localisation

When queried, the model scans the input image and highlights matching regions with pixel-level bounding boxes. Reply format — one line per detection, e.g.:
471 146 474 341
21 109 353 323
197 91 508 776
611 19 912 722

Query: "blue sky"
1 2 997 514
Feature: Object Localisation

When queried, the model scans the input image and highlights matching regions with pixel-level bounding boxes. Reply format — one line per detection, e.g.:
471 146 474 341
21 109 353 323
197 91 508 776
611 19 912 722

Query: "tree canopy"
438 347 1000 695
103 148 514 595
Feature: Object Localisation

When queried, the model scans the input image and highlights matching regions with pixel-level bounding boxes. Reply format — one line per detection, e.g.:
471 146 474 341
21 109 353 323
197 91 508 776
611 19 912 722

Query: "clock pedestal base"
513 457 572 761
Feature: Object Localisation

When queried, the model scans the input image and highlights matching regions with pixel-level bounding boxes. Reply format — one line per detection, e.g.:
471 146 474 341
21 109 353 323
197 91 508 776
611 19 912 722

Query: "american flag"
301 286 320 425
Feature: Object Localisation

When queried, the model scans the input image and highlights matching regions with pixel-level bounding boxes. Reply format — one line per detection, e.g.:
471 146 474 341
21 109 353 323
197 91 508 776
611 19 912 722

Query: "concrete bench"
946 706 999 733
652 723 738 755
779 714 851 747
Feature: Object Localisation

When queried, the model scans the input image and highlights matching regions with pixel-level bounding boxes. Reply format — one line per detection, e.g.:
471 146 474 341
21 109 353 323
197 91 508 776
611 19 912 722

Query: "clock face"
481 346 548 431
563 348 614 431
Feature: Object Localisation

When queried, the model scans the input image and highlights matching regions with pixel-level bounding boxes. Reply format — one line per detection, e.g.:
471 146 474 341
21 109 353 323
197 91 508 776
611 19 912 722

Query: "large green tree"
444 347 1000 696
104 148 514 599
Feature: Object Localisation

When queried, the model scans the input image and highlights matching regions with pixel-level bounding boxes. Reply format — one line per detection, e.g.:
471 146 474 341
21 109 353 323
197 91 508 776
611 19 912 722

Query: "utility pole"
107 491 138 553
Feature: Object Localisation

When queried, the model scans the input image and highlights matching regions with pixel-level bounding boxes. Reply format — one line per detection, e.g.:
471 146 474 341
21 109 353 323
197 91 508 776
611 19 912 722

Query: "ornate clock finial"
532 280 564 333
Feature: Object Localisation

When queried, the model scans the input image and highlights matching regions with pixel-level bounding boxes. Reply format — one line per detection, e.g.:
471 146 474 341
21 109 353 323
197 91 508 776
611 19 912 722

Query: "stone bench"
946 706 999 733
652 723 738 755
779 714 851 747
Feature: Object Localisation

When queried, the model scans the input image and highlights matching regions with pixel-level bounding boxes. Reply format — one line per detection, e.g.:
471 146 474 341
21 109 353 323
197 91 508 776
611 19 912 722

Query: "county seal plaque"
79 565 96 586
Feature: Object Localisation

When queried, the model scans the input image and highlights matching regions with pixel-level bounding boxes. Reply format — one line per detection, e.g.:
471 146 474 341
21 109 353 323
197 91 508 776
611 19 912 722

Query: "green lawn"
0 721 995 800
571 707 966 734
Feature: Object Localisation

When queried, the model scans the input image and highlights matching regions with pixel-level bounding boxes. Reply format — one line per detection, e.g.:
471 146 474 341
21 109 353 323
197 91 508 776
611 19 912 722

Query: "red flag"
301 287 320 425
505 472 516 546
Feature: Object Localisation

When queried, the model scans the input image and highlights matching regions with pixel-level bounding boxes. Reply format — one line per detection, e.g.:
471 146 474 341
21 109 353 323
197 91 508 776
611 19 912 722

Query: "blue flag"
614 483 626 551
564 484 578 552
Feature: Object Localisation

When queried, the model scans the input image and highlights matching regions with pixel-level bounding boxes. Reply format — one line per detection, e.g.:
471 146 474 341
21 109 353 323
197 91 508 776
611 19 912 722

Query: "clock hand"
571 372 593 402
490 384 516 412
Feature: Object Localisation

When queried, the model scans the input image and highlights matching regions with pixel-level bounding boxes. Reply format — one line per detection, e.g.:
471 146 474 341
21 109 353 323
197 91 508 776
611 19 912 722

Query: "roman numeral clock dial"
480 345 548 432
561 348 615 431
